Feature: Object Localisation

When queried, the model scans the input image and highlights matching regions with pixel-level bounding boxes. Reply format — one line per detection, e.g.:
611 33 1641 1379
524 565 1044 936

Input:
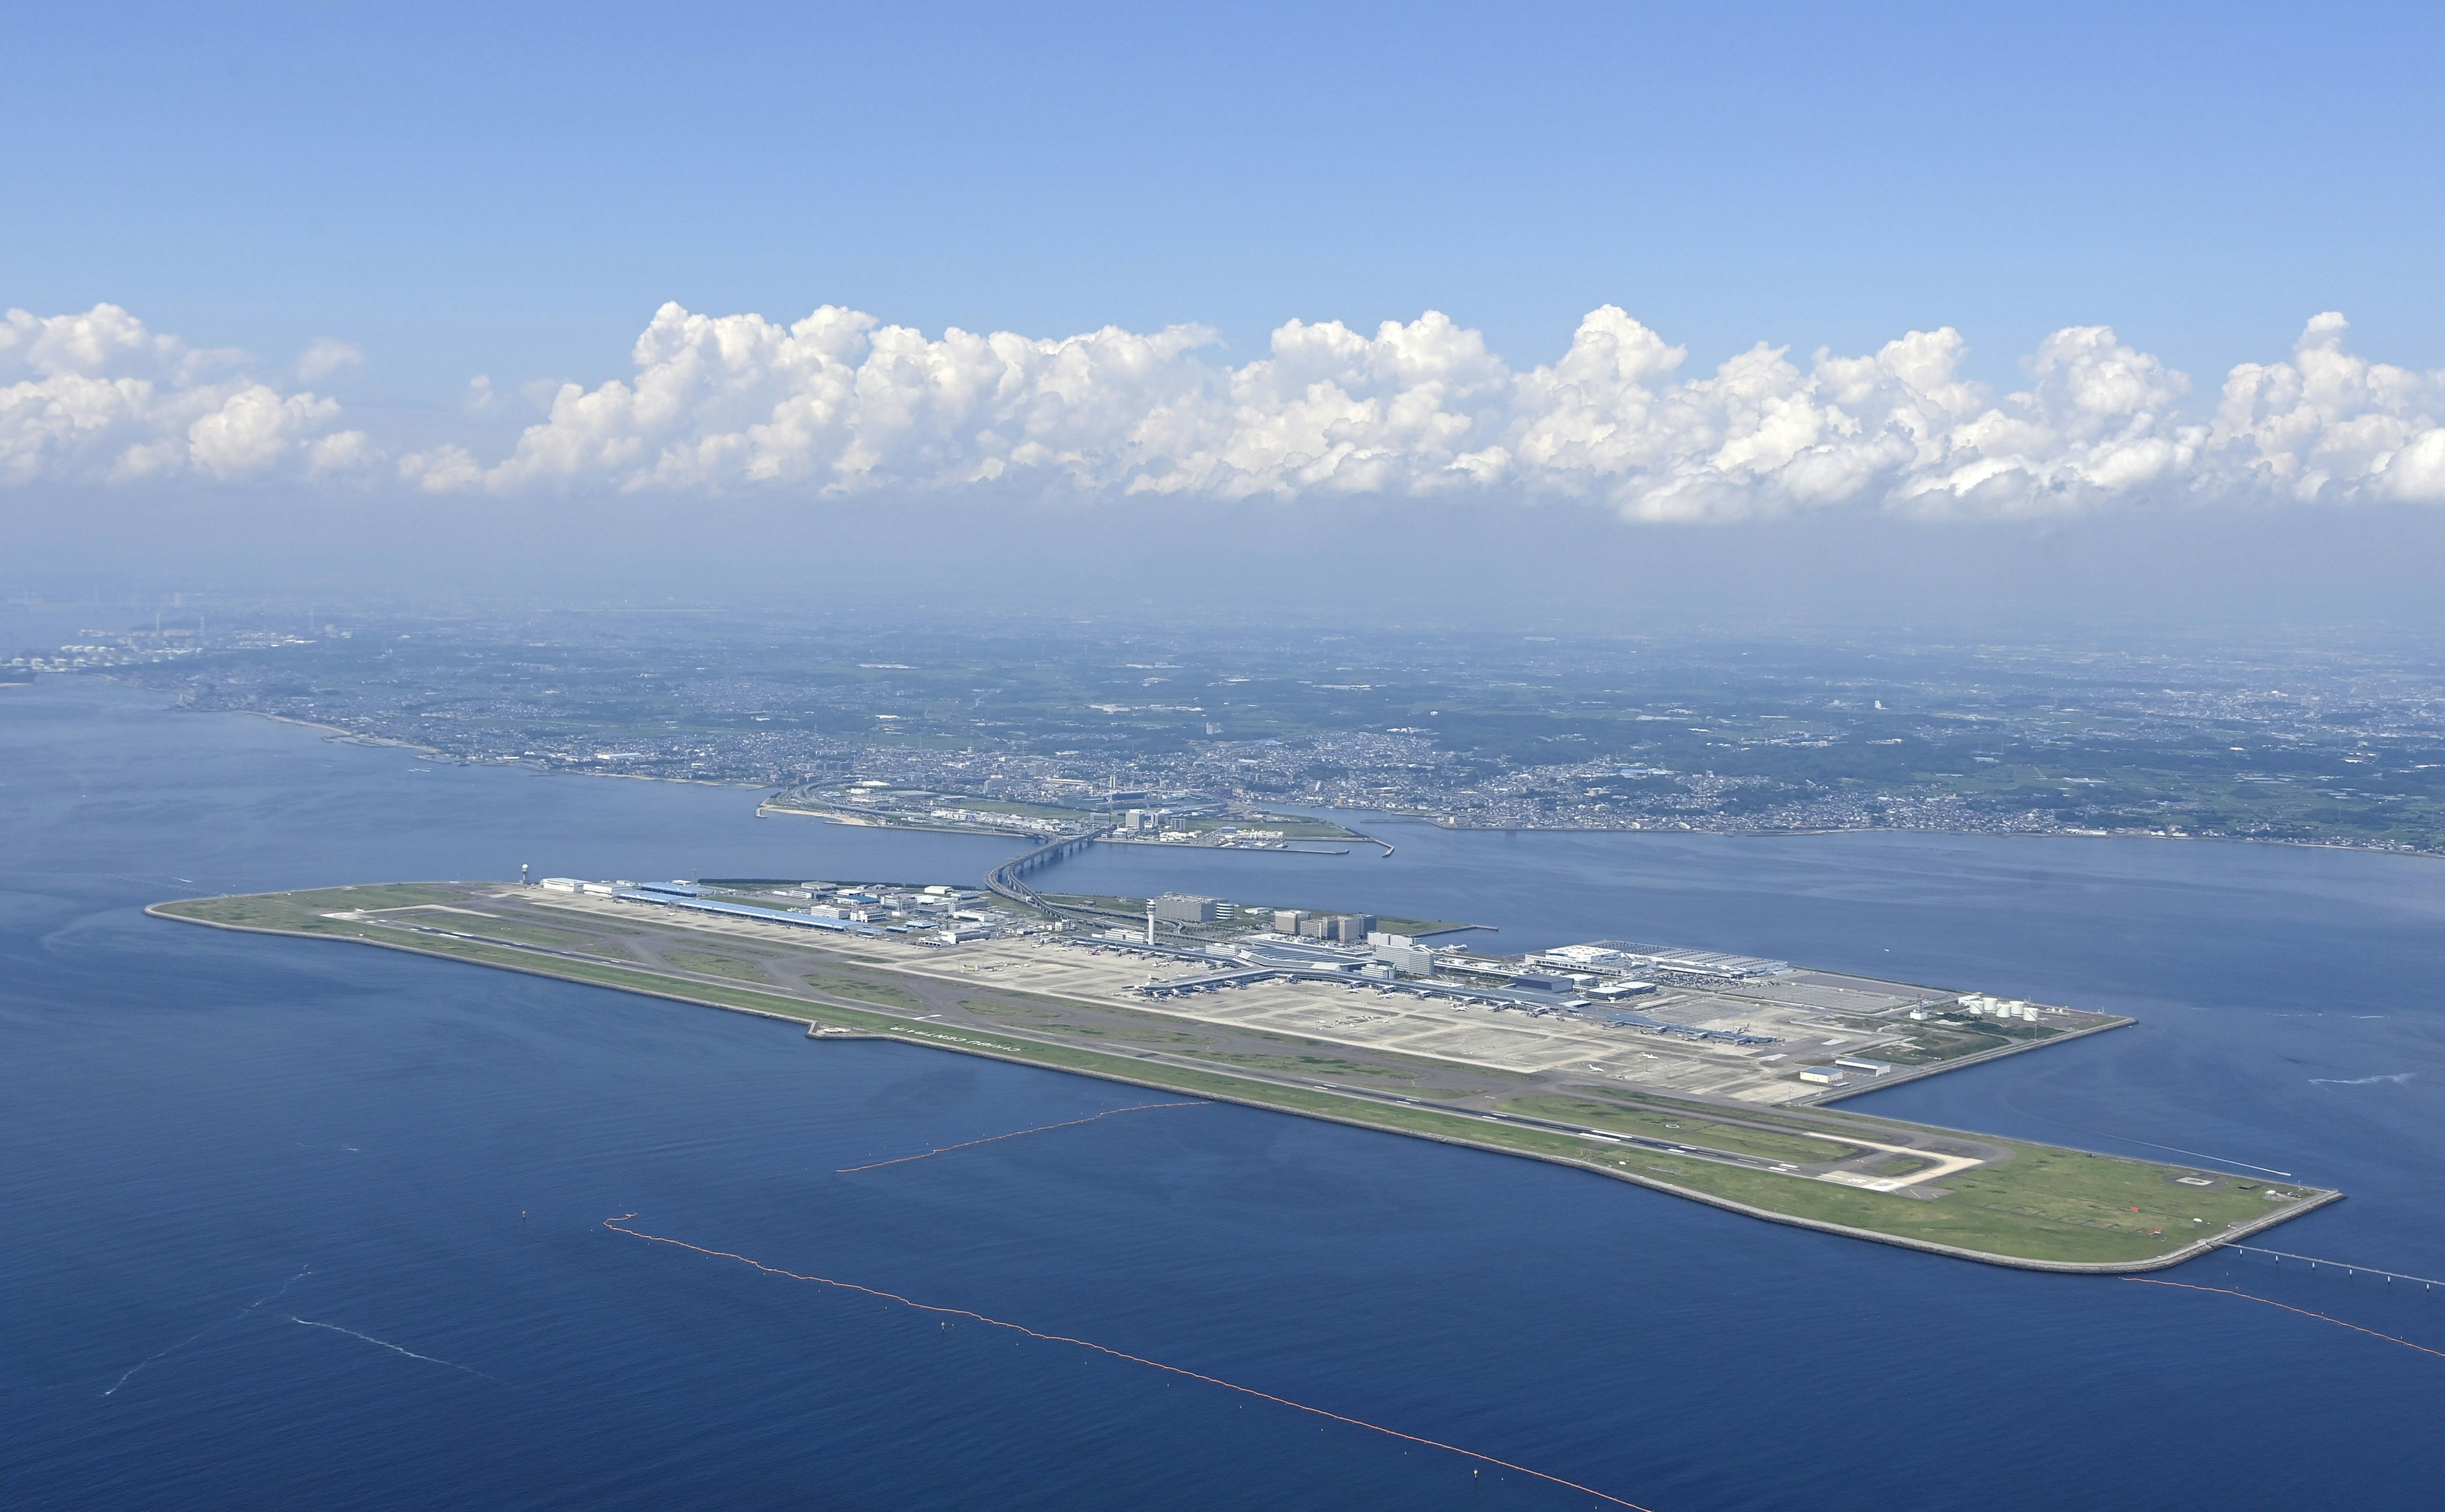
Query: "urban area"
19 599 2445 853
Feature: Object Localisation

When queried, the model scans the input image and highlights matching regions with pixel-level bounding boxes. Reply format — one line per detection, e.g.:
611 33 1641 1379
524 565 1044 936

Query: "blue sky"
12 1 2439 386
4 1 2442 522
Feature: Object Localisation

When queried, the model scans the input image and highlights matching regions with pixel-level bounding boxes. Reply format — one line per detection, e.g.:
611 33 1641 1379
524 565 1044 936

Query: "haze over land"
13 604 2445 858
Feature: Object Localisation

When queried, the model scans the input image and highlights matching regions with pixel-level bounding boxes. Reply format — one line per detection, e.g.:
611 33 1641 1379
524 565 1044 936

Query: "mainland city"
22 603 2445 853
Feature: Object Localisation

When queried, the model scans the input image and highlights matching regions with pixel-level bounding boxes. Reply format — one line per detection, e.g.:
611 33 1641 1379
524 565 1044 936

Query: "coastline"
145 896 2341 1275
1803 1017 2134 1105
103 695 2413 862
760 800 1380 853
1382 811 2441 861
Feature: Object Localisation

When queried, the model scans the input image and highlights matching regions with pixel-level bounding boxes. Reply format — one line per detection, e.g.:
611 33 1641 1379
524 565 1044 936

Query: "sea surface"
3 677 2440 1511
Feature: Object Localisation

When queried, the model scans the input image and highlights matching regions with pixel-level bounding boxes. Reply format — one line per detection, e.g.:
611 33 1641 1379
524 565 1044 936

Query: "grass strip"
663 950 774 984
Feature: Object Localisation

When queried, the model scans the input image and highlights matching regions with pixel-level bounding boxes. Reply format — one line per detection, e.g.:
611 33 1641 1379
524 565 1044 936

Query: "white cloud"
1 304 354 485
8 299 2443 518
397 443 482 493
187 384 343 478
2210 313 2445 505
306 428 376 476
422 300 2267 518
297 338 364 383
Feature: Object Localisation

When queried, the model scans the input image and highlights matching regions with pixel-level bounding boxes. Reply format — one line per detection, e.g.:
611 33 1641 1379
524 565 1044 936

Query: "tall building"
1152 893 1224 923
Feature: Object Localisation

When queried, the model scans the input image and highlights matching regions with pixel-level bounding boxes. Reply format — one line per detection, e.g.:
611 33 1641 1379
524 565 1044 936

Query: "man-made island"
150 875 2338 1271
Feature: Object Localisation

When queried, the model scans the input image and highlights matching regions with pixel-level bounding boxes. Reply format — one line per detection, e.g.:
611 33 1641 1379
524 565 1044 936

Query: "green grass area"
155 883 467 931
958 996 1212 1044
981 986 1189 1021
1371 915 1477 937
355 917 634 961
1869 1154 1939 1179
1212 1024 1531 1085
1201 1052 1421 1082
152 886 2332 1268
805 973 932 1011
663 949 773 984
1506 1093 1864 1164
391 911 623 951
1931 1148 2297 1246
1874 1022 2017 1063
1537 1136 2299 1263
973 1015 1214 1047
957 998 1060 1020
1874 1015 2067 1064
1617 1091 1907 1140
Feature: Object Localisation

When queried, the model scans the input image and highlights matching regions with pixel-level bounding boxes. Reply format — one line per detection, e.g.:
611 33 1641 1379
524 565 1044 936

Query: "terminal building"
1535 940 1791 981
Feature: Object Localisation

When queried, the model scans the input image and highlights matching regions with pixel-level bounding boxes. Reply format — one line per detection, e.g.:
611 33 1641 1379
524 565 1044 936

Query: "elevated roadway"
982 825 1112 915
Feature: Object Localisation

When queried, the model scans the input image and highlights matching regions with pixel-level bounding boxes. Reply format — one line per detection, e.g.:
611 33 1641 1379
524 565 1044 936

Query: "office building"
1152 893 1225 924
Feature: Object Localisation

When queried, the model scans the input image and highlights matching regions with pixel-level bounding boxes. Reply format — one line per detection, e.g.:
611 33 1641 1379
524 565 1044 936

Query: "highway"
981 825 1110 914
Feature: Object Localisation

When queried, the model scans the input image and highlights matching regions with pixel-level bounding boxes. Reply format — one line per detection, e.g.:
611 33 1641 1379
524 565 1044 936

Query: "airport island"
152 863 2338 1271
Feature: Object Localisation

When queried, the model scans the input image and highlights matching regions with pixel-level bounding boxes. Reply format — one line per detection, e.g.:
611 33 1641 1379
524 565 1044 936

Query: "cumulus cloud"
297 337 364 383
2211 313 2445 505
418 300 2438 518
2 304 358 485
306 428 375 476
8 299 2442 517
397 442 481 493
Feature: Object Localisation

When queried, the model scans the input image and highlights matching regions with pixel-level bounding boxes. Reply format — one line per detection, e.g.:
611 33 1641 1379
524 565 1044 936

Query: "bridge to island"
982 824 1112 914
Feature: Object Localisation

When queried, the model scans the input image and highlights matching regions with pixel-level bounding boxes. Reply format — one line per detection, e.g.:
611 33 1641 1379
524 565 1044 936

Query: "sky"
4 1 2443 625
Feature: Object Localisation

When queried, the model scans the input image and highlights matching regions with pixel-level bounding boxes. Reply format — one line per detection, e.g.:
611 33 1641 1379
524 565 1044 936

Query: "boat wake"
287 1317 499 1381
104 1264 313 1398
603 1213 1655 1508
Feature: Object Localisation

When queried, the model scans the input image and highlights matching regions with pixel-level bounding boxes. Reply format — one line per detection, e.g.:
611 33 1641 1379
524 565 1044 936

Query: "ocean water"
3 677 2439 1511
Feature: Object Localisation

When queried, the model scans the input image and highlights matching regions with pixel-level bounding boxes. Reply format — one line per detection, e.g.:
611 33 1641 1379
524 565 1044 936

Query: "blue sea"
3 677 2439 1510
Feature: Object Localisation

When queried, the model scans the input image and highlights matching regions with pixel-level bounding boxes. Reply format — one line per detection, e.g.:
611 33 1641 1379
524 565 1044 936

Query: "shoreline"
145 896 2341 1275
761 800 1378 854
1370 811 2442 860
1804 1017 2134 1105
108 695 2430 863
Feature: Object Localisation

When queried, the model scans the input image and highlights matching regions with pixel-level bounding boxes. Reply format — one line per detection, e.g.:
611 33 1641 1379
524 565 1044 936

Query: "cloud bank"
1 305 366 486
10 299 2443 517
